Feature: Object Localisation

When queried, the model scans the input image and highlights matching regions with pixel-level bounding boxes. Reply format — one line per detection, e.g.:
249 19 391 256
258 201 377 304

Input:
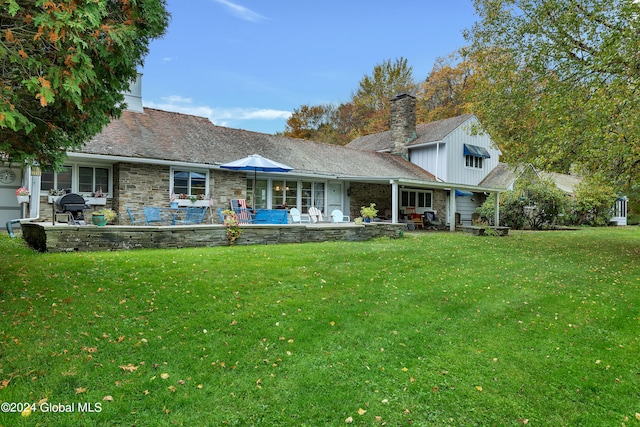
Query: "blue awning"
463 144 491 158
455 189 473 197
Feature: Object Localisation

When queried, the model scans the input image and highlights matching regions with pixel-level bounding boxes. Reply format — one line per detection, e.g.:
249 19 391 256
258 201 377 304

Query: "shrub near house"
477 177 568 229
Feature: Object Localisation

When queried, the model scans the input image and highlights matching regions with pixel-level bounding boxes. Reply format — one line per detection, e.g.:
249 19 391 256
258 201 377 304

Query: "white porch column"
391 181 399 223
494 192 500 226
449 189 457 232
29 167 41 219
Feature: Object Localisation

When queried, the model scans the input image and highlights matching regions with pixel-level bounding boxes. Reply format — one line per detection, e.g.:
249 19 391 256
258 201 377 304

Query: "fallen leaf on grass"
160 373 170 379
103 396 113 401
168 385 177 392
358 408 367 415
345 416 353 423
120 364 139 372
0 379 10 389
475 386 483 391
75 387 87 394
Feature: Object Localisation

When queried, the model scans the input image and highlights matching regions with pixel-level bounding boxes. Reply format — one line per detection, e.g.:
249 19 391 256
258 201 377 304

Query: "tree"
416 53 475 122
283 104 336 141
570 178 618 225
465 0 640 192
283 58 417 144
0 0 170 168
351 57 417 137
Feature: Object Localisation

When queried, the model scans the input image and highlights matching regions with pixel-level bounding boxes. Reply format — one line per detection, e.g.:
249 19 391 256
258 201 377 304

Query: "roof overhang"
392 178 505 194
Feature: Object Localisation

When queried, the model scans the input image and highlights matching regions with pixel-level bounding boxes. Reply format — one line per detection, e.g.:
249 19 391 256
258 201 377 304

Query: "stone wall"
349 183 391 219
20 222 406 253
432 190 447 224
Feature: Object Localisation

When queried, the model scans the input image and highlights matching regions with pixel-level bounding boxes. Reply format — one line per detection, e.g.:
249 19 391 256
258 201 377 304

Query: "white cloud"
144 98 291 129
212 0 268 23
161 95 192 104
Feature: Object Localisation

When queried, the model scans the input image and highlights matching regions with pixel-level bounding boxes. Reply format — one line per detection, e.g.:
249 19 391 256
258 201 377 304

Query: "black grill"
56 193 89 224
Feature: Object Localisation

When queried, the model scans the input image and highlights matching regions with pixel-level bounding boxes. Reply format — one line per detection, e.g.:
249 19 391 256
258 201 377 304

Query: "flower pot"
17 195 29 204
364 217 371 223
85 197 107 206
177 199 209 207
170 201 179 209
92 214 107 226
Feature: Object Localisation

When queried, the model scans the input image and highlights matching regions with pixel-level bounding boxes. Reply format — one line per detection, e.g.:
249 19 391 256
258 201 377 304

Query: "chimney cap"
392 93 415 101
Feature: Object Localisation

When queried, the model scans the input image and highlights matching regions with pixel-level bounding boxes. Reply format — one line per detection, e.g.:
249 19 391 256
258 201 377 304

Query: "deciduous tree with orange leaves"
0 0 169 168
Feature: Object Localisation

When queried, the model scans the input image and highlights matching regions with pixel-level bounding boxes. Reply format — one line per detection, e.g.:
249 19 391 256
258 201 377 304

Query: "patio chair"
290 207 311 223
174 206 207 225
125 206 143 226
330 209 350 223
424 210 441 230
143 207 166 226
216 208 226 223
230 199 254 224
308 207 328 223
405 207 424 229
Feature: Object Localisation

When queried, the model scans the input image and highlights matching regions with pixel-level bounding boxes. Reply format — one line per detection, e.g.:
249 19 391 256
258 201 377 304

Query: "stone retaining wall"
20 222 405 252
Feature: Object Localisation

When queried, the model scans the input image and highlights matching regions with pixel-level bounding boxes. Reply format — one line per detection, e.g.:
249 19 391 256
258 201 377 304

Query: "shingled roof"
346 114 475 152
480 163 582 194
80 108 436 182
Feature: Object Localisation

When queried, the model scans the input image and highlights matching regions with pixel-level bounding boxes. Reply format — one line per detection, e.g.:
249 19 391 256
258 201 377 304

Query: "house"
2 82 506 231
347 94 503 226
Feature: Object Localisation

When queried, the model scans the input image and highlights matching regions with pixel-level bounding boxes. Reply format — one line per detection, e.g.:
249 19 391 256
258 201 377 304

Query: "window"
79 166 109 193
271 180 298 208
465 155 484 169
463 144 489 169
41 164 111 194
41 166 72 192
247 179 267 209
401 189 432 209
172 170 207 196
301 181 324 212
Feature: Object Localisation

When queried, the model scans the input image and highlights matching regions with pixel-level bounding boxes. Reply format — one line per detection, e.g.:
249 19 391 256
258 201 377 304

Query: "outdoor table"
253 209 289 224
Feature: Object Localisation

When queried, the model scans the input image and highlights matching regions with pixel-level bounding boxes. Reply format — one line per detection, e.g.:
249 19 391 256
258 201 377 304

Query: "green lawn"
1 228 639 426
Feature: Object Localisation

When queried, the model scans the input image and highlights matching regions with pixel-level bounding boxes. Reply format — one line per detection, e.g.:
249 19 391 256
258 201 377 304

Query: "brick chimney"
390 93 416 160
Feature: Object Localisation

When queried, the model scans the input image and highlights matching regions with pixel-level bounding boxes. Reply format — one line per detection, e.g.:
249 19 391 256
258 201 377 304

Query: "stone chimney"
389 93 416 160
122 73 144 113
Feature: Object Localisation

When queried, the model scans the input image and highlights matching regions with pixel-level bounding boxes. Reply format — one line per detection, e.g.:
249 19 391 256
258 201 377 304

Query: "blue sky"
140 1 478 134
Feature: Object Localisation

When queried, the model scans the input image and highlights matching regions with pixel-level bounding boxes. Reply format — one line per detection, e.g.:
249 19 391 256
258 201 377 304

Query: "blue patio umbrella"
219 154 293 210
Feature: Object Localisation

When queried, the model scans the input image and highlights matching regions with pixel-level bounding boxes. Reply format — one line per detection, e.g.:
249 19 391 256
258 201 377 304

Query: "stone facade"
349 183 392 219
389 94 416 160
36 163 251 225
349 181 448 223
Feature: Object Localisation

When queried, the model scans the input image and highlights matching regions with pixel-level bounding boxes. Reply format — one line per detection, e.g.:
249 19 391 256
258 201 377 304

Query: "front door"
0 166 24 224
327 183 343 214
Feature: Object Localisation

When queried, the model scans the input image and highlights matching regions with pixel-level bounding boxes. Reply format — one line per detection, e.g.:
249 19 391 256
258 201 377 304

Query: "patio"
19 221 406 252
